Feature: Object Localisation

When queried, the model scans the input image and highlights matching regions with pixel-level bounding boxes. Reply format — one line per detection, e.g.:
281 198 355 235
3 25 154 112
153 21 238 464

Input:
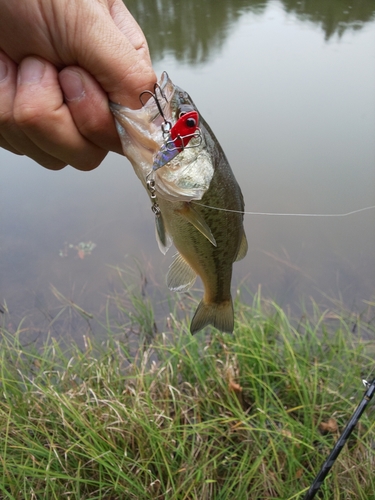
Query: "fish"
110 72 247 334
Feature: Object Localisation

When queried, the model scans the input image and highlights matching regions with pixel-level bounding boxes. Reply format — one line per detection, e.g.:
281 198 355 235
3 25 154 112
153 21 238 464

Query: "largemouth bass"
110 72 247 334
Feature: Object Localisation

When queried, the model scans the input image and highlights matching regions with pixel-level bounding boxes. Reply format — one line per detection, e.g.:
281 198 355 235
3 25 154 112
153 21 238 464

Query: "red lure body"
152 110 200 170
170 110 199 152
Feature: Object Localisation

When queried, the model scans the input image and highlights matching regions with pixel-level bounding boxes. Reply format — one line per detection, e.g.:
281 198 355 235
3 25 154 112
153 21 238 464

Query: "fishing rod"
303 377 375 499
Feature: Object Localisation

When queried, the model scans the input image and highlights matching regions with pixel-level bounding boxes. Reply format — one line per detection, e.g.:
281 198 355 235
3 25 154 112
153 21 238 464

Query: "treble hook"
139 83 172 136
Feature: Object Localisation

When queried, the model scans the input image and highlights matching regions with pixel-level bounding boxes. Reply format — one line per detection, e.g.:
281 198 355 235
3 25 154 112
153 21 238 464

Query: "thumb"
74 0 157 108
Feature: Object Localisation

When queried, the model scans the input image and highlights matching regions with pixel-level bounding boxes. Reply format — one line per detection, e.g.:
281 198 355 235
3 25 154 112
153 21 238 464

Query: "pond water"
1 0 375 340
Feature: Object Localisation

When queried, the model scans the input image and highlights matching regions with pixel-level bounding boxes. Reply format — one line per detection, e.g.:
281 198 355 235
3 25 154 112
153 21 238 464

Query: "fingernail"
59 70 85 101
0 58 8 82
19 58 45 84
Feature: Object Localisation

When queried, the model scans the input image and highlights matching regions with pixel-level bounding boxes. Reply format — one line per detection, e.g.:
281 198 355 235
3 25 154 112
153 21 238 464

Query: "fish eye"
186 117 196 128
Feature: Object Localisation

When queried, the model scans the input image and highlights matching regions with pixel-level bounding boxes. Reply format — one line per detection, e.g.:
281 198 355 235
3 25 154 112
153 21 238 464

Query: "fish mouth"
110 103 161 158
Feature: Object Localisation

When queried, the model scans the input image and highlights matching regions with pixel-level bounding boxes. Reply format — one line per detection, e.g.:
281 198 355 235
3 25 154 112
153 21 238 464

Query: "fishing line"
192 203 375 218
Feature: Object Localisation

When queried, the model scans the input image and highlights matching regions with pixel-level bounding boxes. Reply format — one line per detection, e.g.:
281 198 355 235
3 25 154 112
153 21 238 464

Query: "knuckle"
0 108 14 128
79 114 104 136
13 102 46 129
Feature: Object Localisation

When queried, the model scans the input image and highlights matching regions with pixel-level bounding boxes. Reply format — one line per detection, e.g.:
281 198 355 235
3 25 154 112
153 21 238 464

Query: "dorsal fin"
235 232 248 262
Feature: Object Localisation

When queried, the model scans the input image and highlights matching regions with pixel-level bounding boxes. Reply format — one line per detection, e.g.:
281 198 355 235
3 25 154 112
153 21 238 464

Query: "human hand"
0 0 156 170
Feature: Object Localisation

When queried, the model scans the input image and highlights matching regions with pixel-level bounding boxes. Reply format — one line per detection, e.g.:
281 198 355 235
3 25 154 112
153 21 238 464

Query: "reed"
1 291 374 499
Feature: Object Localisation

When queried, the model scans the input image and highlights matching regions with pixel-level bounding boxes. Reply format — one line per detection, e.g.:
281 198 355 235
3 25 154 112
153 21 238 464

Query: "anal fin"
167 253 197 292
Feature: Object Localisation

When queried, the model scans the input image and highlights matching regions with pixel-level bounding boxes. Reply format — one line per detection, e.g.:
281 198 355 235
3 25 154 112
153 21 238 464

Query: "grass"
1 289 375 499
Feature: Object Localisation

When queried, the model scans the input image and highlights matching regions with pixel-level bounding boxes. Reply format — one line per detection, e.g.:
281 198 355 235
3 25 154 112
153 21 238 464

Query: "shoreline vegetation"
1 290 375 499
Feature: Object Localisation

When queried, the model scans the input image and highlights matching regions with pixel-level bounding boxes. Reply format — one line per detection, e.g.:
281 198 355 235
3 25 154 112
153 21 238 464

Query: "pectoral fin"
235 232 248 262
177 203 217 247
167 253 197 292
155 213 172 255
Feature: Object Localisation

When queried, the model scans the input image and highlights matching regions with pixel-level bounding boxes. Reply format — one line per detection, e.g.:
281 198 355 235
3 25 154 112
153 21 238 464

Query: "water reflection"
282 0 375 39
127 0 267 64
126 0 375 63
1 0 375 341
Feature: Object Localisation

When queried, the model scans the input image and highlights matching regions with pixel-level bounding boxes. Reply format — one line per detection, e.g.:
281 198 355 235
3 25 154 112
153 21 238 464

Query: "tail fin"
190 299 234 335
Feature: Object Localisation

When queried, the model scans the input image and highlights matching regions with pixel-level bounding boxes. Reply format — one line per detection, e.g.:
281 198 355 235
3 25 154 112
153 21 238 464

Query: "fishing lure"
152 110 201 170
139 83 201 171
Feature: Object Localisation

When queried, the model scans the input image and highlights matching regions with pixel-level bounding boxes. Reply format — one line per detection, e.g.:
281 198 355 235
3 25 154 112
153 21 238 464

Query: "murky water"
1 0 374 339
